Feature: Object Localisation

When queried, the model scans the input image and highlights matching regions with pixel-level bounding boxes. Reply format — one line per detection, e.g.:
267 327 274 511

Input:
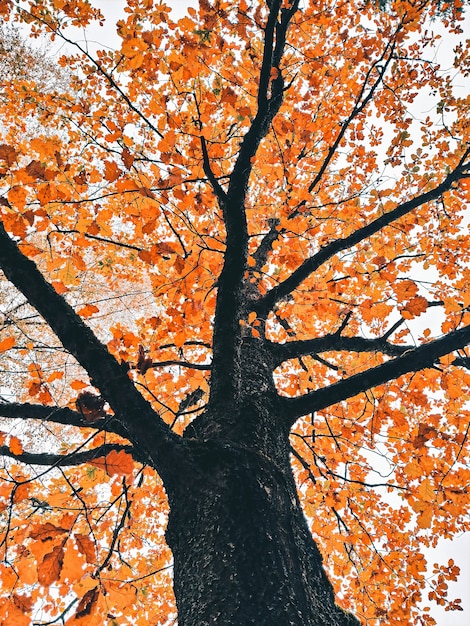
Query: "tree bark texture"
163 340 360 626
165 447 359 626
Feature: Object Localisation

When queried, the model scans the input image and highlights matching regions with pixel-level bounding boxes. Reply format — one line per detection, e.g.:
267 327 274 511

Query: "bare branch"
95 479 133 576
49 227 143 252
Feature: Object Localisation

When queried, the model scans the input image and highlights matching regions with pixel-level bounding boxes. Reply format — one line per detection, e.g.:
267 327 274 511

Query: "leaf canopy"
0 0 469 624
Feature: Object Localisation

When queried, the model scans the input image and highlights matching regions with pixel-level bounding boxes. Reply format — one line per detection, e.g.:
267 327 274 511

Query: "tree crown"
0 0 469 624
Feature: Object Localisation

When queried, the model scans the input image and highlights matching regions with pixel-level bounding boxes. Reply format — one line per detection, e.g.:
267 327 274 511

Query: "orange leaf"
0 336 15 352
9 435 23 455
138 249 152 264
7 185 28 210
4 603 30 626
394 279 418 300
74 534 96 564
90 449 134 477
103 160 122 182
71 380 88 391
401 295 428 319
417 478 434 503
60 544 86 582
13 483 30 503
77 303 99 318
51 281 69 294
416 503 433 529
37 183 55 205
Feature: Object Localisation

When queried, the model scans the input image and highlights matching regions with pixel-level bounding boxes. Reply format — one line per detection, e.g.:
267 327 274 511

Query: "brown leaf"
136 344 153 374
25 160 47 180
75 586 99 618
121 147 134 169
76 391 106 422
412 423 437 448
30 522 69 541
0 144 19 165
12 593 34 613
74 533 96 564
38 544 65 585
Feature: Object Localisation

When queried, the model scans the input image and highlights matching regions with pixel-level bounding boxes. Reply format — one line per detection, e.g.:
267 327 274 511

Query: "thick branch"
0 401 129 438
453 356 470 369
0 443 135 467
256 151 470 315
281 323 470 424
209 0 300 409
268 334 412 367
250 218 281 274
227 0 298 201
200 136 228 207
0 221 179 476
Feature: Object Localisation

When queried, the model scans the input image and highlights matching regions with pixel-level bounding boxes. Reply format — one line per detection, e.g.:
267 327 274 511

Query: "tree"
0 0 469 623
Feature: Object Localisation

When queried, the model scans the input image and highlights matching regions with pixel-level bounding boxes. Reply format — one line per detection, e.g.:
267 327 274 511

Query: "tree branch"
268 334 412 368
0 221 179 477
200 136 228 207
249 36 396 266
306 38 397 197
256 150 470 316
209 0 300 410
144 359 211 371
250 218 281 275
0 401 129 438
0 443 135 467
281 323 470 424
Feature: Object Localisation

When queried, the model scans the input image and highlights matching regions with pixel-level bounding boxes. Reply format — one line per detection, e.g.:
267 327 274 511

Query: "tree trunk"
165 438 360 626
164 338 360 626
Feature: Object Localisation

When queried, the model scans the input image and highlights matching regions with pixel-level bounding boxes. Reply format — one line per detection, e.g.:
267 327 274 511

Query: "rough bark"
165 444 359 626
163 339 360 626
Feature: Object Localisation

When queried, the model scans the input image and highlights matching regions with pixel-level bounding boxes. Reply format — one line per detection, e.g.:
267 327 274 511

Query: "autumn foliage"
0 0 469 624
